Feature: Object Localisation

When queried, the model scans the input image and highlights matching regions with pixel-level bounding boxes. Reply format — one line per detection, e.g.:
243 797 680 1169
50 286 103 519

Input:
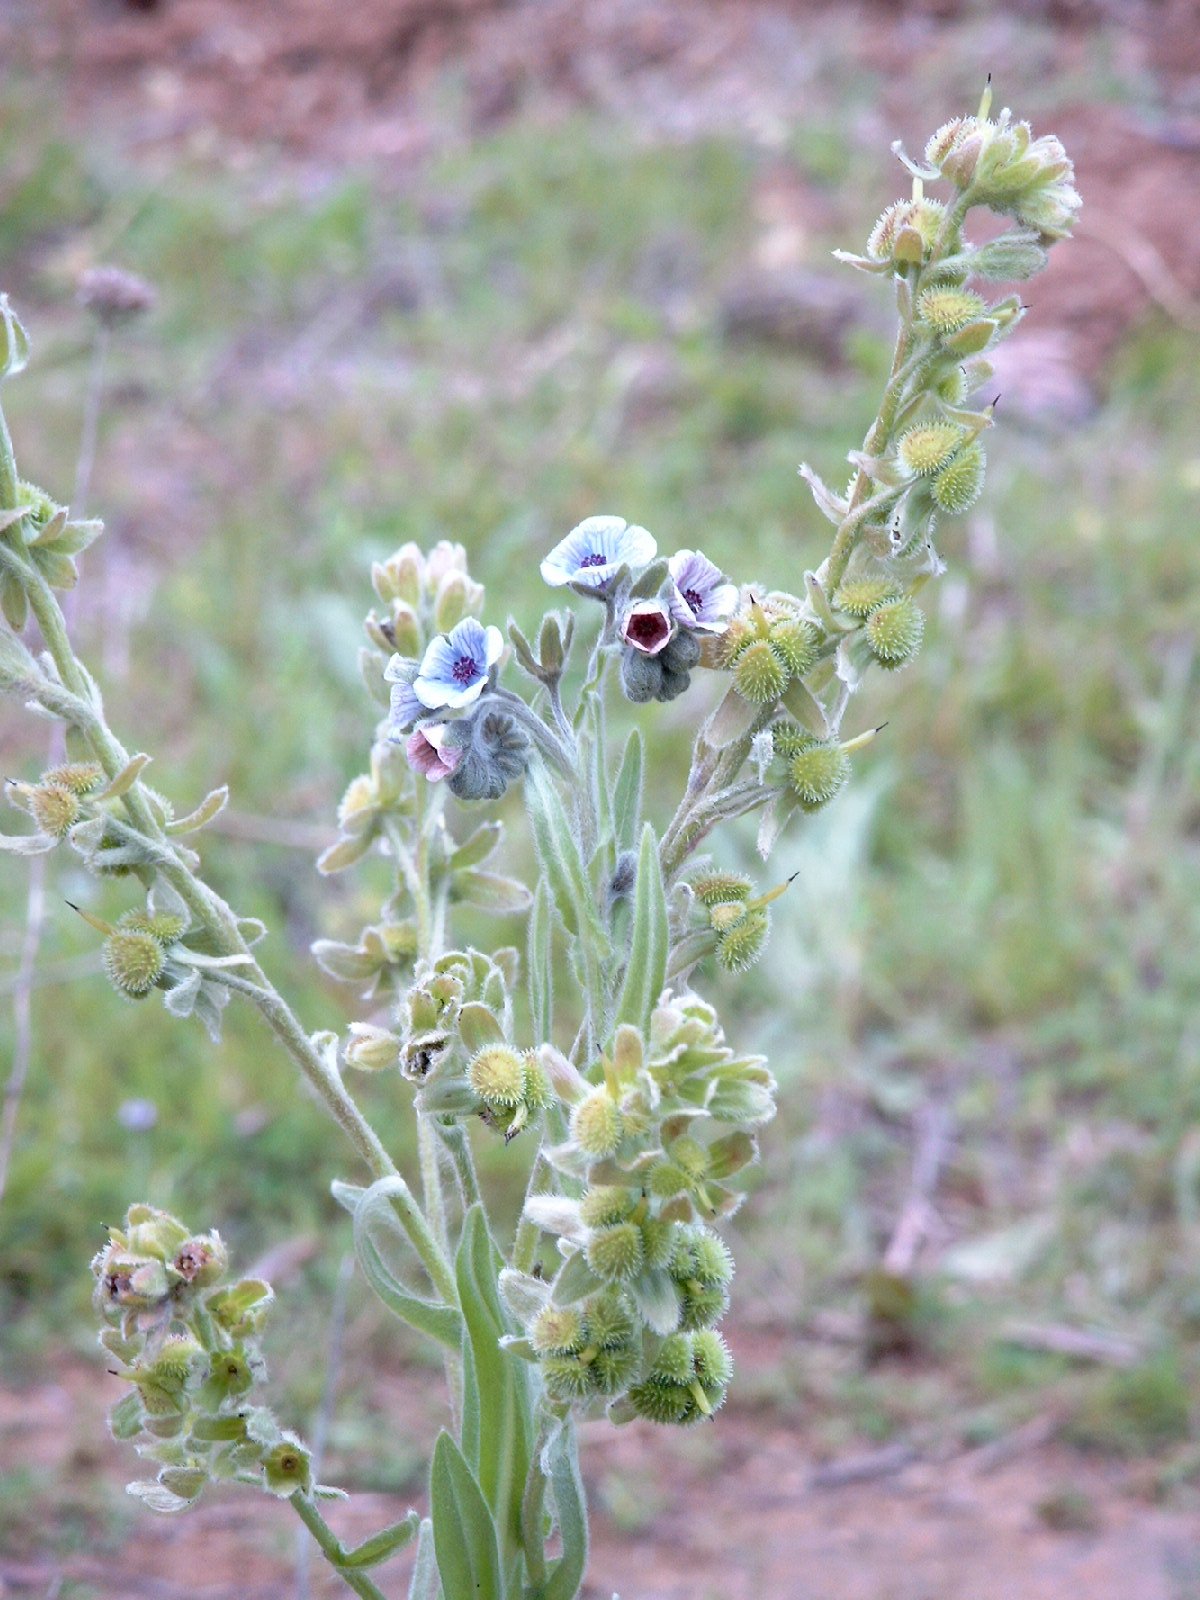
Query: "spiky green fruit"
590 1343 640 1395
521 1056 555 1112
690 1229 735 1287
103 930 166 998
586 1222 644 1282
571 1090 623 1157
651 1334 696 1386
118 909 186 945
691 1328 733 1388
580 1185 636 1229
531 1305 585 1356
42 761 104 795
541 1355 594 1403
787 740 851 810
583 1288 638 1350
834 577 898 618
468 1045 526 1107
691 871 753 908
932 441 986 514
628 1378 693 1425
709 901 747 934
641 1217 677 1270
732 639 789 704
31 784 79 837
768 617 820 676
917 287 986 335
677 1280 730 1331
866 597 925 668
647 1161 689 1199
716 910 769 973
897 422 965 477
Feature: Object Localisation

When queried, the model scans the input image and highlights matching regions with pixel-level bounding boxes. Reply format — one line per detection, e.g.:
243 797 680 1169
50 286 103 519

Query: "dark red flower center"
626 611 670 649
452 654 479 685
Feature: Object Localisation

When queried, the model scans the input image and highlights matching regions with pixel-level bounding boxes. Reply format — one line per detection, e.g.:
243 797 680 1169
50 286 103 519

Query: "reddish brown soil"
2 1343 1198 1600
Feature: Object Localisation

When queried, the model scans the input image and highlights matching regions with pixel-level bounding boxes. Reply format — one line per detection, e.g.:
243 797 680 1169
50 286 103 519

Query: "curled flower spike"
413 618 503 710
621 600 674 657
405 723 462 783
540 515 656 591
668 550 738 633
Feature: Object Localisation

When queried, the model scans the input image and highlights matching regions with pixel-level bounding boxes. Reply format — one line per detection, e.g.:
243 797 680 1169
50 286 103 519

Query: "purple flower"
405 724 462 783
413 618 504 711
540 516 657 591
384 655 425 735
668 549 738 633
621 600 674 657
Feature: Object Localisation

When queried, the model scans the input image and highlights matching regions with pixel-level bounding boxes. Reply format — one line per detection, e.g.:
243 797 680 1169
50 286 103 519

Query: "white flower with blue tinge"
540 516 657 590
413 618 504 710
667 549 739 633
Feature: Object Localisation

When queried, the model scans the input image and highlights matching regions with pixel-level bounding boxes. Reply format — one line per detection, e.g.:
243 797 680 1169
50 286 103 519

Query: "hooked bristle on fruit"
31 784 79 837
768 617 820 676
586 1222 645 1282
42 761 104 795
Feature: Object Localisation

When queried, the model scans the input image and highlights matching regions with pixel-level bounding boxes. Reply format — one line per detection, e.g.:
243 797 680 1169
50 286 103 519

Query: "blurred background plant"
1 2 1200 1595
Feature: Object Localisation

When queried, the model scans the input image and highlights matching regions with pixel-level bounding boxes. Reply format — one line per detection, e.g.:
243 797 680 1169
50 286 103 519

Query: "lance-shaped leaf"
703 687 760 750
611 727 643 856
542 1419 589 1600
528 879 553 1043
453 868 533 914
167 786 229 835
429 1431 503 1600
613 822 667 1037
336 1511 421 1570
98 752 152 801
406 1518 437 1600
525 764 610 956
351 1179 463 1351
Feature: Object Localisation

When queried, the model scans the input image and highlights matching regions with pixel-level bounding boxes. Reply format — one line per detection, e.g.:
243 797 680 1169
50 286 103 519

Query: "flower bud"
31 783 79 837
373 544 425 606
898 422 964 477
917 287 986 336
972 231 1048 280
621 600 674 657
732 639 788 704
344 1023 402 1072
570 1089 624 1157
77 267 155 326
95 1253 170 1312
586 1222 644 1282
866 597 925 668
0 294 30 379
469 1044 527 1107
433 571 472 633
619 646 663 704
661 628 701 673
103 929 167 998
786 739 851 810
424 539 469 588
932 442 986 514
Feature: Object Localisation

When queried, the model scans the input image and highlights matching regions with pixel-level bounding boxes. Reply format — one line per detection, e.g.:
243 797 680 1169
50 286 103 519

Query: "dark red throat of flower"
626 611 671 651
452 655 479 685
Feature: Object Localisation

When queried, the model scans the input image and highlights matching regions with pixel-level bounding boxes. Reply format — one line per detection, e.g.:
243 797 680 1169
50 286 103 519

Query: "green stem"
290 1497 388 1600
439 1121 482 1210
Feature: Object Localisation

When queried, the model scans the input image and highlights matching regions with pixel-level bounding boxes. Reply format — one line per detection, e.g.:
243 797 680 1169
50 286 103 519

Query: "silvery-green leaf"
630 1269 681 1335
167 786 229 835
498 1267 551 1322
317 831 374 874
98 752 152 800
521 1195 586 1241
454 868 533 914
0 828 54 854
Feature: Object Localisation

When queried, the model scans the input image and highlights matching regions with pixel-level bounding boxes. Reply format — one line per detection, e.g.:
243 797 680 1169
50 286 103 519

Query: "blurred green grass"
2 68 1200 1490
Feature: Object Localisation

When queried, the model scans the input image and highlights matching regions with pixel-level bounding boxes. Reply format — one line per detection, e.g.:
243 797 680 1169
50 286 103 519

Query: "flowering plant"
0 85 1076 1597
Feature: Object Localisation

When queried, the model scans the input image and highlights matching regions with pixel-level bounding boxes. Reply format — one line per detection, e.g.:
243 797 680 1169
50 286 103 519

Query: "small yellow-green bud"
530 1305 585 1356
787 740 850 810
344 1023 402 1073
31 784 79 837
897 422 964 477
580 1186 636 1229
690 871 753 908
716 909 769 973
570 1089 623 1158
586 1222 644 1282
932 442 986 514
768 617 820 676
917 287 986 336
468 1044 526 1107
866 597 925 669
42 761 104 795
732 639 788 704
834 577 898 618
103 930 166 998
263 1437 312 1498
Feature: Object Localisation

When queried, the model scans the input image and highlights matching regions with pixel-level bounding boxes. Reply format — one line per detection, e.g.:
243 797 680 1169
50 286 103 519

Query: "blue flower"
540 516 657 591
668 549 738 633
413 618 504 711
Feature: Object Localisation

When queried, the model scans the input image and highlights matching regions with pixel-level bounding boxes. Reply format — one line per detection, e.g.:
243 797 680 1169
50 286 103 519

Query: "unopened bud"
344 1023 402 1072
0 294 30 379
